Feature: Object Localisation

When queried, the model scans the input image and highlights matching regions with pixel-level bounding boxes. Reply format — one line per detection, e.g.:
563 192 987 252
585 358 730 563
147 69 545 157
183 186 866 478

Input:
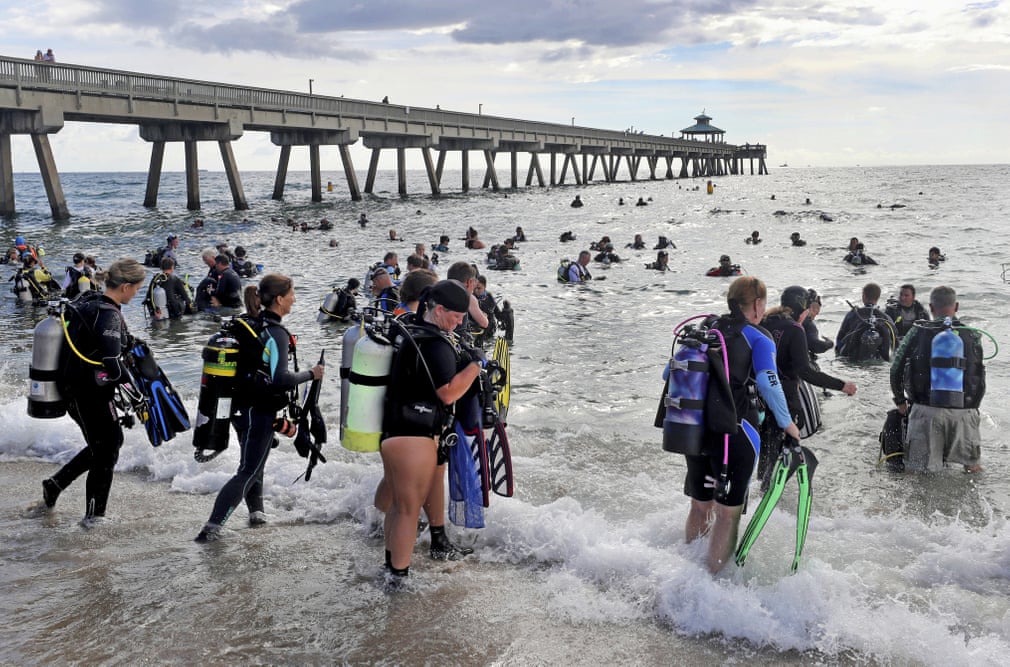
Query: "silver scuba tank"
152 285 168 320
15 273 31 303
318 290 340 323
28 306 67 418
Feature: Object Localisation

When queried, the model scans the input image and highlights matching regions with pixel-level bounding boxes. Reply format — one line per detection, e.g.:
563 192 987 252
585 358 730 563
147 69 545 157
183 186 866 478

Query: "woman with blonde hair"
40 259 147 523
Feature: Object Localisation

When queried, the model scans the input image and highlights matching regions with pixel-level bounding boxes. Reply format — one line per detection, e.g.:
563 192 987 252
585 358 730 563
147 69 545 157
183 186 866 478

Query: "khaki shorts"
904 404 981 472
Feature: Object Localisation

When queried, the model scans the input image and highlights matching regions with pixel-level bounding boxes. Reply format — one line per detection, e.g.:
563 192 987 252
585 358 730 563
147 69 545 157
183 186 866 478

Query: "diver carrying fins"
735 433 818 573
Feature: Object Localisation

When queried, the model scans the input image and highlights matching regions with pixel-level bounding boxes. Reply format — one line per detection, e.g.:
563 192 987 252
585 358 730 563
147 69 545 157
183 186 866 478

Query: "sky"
3 0 1009 172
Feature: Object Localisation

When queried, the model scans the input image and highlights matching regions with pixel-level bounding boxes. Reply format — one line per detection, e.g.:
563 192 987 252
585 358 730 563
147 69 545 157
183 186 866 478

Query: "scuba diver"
513 226 527 243
790 232 807 247
889 285 986 473
471 274 505 347
232 246 258 278
379 279 485 585
627 234 646 250
39 259 148 523
843 242 878 266
705 255 743 277
487 239 519 270
835 282 897 361
884 284 929 340
802 289 835 356
663 276 801 574
645 251 670 271
928 246 946 267
369 264 400 313
61 252 94 299
561 251 593 283
13 254 60 304
196 274 325 541
759 287 857 477
570 195 584 208
207 254 243 310
654 236 676 250
143 257 194 320
593 243 621 264
433 235 451 253
745 230 762 244
319 277 360 322
559 231 576 243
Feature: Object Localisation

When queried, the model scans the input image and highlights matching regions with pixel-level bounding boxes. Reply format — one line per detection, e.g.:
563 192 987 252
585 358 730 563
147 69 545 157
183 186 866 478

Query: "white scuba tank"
318 290 340 323
342 330 392 452
28 309 67 418
152 285 168 320
15 273 31 303
339 321 364 441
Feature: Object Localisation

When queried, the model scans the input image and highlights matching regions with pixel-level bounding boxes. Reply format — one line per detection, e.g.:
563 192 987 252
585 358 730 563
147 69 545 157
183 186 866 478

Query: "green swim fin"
790 446 818 573
735 447 793 567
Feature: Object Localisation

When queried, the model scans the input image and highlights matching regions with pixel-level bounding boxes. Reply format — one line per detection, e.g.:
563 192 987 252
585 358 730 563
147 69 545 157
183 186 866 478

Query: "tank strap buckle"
664 396 705 410
930 357 966 369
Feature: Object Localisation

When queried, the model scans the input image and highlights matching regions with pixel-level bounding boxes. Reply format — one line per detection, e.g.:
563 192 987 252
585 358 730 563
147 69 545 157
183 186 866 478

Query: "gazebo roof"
681 111 724 134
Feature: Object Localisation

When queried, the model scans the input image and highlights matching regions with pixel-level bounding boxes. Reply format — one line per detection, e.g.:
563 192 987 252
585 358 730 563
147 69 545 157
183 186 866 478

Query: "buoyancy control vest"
905 318 985 409
655 315 740 455
63 265 92 299
343 315 454 451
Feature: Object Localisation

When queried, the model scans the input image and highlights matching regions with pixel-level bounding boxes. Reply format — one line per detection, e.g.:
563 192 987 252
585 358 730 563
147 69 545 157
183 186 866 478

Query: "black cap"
719 254 731 262
429 279 470 313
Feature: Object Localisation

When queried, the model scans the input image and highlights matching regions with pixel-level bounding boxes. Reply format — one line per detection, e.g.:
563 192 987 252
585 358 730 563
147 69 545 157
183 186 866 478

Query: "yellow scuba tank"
27 305 67 418
193 329 240 461
339 320 364 442
342 327 393 452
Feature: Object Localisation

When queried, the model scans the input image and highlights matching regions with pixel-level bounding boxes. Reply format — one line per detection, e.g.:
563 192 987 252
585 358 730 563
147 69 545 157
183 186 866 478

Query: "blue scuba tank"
930 318 965 408
662 330 710 455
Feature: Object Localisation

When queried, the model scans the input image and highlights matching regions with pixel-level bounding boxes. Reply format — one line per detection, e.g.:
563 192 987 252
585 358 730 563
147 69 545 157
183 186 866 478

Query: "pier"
0 55 767 219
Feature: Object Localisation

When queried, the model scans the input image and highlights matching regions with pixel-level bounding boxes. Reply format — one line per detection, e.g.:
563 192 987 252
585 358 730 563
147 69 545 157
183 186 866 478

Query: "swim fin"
790 447 818 573
735 446 792 567
130 342 190 447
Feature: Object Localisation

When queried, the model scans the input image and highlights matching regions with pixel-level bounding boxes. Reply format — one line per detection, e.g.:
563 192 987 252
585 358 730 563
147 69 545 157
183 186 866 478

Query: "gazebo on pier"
679 111 725 143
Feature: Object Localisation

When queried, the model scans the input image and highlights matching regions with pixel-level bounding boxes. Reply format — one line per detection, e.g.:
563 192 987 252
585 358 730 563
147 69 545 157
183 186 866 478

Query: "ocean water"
2 163 1010 665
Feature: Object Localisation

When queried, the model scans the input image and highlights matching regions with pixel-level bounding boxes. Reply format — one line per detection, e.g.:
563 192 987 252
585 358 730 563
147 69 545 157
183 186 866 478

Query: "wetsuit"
49 294 132 518
683 313 792 507
885 300 929 339
162 273 193 318
383 320 462 439
212 267 243 308
763 312 845 429
205 311 311 526
802 318 834 356
472 291 502 347
835 304 895 361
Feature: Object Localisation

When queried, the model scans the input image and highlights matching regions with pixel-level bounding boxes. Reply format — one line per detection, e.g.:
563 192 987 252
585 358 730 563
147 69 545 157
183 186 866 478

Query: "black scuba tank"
193 328 240 461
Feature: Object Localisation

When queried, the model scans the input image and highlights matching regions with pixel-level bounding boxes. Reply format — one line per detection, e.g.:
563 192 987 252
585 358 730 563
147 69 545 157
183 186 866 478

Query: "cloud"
168 18 370 60
86 0 187 27
290 0 469 32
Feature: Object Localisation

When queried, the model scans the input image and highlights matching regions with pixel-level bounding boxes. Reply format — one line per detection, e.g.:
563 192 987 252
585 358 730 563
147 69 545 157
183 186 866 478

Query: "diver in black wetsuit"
196 275 324 542
41 259 148 523
763 287 857 422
